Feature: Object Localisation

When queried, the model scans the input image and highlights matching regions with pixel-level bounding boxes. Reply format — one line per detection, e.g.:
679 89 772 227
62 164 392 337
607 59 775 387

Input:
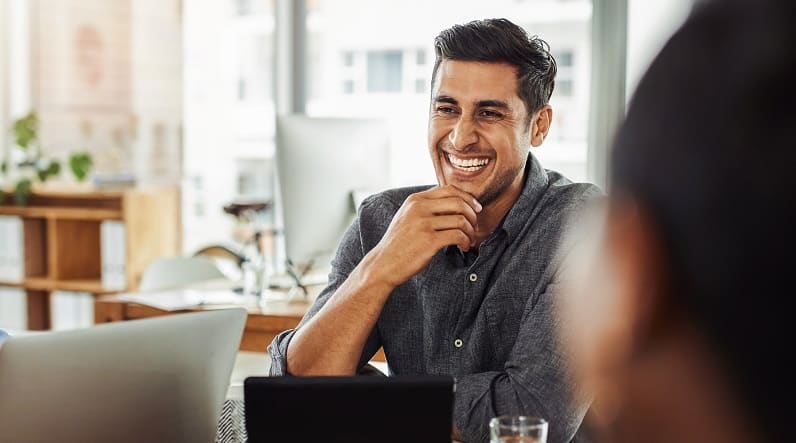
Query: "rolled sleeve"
267 199 382 376
453 284 590 443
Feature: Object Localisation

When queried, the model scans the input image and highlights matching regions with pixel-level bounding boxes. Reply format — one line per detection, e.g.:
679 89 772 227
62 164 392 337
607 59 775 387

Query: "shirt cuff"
267 328 298 376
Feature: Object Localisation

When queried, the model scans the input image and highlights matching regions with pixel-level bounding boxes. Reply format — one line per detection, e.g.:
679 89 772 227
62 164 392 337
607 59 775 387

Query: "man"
560 1 795 442
269 19 598 443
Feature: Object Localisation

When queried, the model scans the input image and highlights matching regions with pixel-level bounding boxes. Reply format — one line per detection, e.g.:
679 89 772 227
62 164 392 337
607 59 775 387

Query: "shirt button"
468 273 478 282
454 339 463 348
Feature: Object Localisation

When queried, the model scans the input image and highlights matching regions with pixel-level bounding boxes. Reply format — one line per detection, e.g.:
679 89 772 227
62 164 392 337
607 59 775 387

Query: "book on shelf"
100 220 127 290
0 216 25 283
0 287 27 330
51 291 94 331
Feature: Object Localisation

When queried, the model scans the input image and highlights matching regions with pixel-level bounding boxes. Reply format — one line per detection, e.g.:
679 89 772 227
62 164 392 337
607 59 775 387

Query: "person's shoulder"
358 185 435 217
542 169 604 212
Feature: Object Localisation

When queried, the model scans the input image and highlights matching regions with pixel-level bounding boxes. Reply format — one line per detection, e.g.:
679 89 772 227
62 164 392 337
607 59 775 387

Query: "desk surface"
94 279 316 353
94 280 388 361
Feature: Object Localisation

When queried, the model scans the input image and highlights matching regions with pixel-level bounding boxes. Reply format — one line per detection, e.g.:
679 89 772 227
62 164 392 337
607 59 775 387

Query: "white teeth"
447 153 489 171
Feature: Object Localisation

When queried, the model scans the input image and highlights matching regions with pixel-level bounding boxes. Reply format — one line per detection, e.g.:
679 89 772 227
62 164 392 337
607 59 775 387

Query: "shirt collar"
444 153 549 256
500 152 550 242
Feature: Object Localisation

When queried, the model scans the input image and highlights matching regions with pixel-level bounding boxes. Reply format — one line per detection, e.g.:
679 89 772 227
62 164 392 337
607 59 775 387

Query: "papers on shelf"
0 216 25 283
51 291 94 331
100 220 127 290
0 287 26 330
117 289 245 311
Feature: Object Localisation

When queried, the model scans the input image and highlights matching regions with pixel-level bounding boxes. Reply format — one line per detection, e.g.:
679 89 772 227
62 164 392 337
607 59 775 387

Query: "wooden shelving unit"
0 186 180 330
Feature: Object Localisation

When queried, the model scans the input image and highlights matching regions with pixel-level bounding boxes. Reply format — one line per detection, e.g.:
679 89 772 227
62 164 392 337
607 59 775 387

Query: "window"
306 0 593 185
416 49 427 65
182 0 277 253
342 51 355 67
552 49 576 97
415 78 427 94
366 51 403 93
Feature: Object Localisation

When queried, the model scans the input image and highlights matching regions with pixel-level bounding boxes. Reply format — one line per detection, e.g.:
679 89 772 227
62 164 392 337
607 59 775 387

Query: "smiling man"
269 19 599 443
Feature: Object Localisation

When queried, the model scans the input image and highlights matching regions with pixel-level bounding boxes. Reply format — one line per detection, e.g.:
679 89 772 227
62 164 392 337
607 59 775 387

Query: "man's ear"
530 104 553 147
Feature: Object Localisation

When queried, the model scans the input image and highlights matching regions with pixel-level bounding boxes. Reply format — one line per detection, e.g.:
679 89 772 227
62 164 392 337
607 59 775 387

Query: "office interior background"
0 0 693 331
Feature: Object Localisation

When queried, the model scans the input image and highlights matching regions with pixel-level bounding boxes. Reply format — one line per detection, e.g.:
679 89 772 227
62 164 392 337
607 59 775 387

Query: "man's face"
428 60 532 206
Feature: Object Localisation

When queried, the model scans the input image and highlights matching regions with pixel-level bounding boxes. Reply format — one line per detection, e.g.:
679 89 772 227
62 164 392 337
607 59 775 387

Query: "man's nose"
448 117 478 151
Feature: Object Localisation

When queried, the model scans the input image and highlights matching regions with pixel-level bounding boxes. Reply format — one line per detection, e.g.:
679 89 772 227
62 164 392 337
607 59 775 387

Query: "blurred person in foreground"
269 18 599 442
561 1 795 442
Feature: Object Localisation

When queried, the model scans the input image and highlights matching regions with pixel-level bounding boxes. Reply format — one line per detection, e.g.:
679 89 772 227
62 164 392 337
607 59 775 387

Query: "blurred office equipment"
0 309 246 443
0 187 180 330
275 116 390 282
138 256 229 292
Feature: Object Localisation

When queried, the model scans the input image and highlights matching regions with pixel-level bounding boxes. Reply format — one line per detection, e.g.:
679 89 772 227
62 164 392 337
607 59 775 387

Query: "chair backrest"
139 256 229 291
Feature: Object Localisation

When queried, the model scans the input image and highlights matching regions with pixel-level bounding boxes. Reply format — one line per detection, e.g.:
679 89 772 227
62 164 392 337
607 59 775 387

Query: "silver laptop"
0 309 246 443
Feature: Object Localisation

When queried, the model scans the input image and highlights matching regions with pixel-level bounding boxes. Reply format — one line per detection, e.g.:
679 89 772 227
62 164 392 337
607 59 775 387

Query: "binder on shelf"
51 291 94 331
0 216 25 283
0 287 27 330
100 220 127 290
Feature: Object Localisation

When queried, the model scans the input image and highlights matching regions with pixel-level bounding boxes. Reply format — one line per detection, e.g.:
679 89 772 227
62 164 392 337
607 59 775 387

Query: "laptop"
0 309 246 443
244 375 455 443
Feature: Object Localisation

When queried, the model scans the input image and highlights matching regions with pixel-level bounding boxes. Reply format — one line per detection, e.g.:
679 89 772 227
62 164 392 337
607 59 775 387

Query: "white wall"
3 0 32 122
626 0 694 98
0 0 7 161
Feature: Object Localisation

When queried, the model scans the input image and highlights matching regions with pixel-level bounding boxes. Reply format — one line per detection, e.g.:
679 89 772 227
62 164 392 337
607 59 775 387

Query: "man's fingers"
425 197 478 227
433 229 472 251
430 215 476 242
416 185 482 213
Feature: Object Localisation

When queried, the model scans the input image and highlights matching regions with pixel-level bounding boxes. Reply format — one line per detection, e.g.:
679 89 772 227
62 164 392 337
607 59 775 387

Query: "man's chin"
442 176 484 198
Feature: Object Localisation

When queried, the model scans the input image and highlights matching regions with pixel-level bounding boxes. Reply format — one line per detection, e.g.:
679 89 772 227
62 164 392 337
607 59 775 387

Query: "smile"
447 153 490 172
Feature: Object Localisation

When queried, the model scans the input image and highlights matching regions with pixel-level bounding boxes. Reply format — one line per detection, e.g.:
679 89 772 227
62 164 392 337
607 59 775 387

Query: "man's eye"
437 106 456 114
480 110 503 118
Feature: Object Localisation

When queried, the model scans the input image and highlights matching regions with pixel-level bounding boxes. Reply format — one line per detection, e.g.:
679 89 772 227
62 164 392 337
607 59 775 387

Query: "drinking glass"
489 416 548 443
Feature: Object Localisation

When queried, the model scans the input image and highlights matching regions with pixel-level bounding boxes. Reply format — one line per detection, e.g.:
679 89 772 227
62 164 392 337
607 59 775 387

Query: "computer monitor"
276 115 390 275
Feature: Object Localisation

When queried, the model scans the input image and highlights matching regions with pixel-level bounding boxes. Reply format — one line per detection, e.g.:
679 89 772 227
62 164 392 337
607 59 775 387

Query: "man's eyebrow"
433 96 511 109
476 99 510 109
433 95 458 105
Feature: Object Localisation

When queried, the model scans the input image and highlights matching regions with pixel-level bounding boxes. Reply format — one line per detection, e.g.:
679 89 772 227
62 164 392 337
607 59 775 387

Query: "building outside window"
306 0 593 185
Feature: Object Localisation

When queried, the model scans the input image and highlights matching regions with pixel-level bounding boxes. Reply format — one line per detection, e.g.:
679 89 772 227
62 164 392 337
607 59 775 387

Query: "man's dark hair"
432 18 557 122
611 0 795 441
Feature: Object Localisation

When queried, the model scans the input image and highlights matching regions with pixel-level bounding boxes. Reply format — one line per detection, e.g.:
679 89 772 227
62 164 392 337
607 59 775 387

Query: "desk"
94 281 387 361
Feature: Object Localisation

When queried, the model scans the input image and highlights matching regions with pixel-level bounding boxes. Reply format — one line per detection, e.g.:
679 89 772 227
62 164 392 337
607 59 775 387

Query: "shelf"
0 206 122 220
53 279 117 295
0 280 24 288
0 278 116 294
22 277 51 291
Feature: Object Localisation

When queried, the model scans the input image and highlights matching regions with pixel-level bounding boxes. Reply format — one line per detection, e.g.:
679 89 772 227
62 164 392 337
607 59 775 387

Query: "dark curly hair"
432 18 557 125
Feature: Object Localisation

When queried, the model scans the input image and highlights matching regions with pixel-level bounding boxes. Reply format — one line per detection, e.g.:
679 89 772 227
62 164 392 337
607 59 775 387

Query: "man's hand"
366 185 482 288
285 185 480 375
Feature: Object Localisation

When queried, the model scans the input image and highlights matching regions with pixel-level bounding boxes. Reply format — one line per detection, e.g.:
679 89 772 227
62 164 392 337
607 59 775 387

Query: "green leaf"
13 178 33 206
11 112 38 150
69 152 93 182
36 160 62 182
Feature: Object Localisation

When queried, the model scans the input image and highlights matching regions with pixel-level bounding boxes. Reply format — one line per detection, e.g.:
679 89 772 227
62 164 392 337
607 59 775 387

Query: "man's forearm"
285 250 395 375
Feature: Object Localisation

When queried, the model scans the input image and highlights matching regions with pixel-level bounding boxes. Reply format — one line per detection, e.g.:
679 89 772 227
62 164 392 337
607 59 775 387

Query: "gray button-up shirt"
269 154 600 443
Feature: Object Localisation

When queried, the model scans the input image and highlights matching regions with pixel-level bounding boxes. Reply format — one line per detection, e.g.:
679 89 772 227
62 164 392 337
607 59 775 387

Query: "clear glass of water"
489 416 548 443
